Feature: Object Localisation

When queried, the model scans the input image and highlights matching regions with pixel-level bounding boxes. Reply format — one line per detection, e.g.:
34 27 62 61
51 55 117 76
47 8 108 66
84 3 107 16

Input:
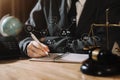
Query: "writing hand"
27 41 50 58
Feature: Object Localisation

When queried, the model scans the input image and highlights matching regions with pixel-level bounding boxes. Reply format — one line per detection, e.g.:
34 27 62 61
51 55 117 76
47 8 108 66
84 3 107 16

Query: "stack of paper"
30 53 89 63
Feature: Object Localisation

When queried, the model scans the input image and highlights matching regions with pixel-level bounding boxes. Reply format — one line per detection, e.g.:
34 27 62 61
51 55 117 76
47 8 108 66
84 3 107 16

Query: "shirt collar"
79 0 86 6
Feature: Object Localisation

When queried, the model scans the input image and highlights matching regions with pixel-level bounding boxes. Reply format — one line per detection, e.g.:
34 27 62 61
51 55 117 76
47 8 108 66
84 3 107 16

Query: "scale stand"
80 9 120 76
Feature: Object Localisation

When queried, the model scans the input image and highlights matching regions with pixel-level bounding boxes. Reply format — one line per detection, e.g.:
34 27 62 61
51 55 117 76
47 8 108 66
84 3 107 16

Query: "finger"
40 43 50 52
29 44 47 56
34 48 47 57
32 41 49 54
27 41 40 54
32 41 42 49
27 49 42 58
27 41 48 57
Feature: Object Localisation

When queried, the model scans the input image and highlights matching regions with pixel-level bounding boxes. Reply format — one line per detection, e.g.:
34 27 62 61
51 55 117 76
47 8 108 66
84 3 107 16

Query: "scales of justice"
80 9 120 76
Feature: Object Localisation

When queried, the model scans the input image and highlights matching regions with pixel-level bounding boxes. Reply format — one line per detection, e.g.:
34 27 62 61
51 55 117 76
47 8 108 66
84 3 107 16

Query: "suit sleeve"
18 0 43 56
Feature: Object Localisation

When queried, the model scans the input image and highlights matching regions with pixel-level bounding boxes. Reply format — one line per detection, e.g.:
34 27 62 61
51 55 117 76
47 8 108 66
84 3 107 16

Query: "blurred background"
0 0 37 23
0 0 37 59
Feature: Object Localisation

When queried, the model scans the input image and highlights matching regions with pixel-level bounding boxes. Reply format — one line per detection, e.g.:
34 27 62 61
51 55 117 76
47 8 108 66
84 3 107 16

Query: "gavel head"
81 46 120 76
87 47 119 64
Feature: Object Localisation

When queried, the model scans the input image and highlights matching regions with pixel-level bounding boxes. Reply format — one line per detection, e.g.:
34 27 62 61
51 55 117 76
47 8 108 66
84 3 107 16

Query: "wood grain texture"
0 59 119 80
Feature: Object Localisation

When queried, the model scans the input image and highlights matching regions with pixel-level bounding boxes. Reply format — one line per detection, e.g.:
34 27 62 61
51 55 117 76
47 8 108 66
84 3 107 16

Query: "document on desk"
30 53 89 63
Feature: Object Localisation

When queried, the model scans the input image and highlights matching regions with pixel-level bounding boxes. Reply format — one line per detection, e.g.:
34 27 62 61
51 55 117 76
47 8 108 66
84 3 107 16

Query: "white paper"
30 53 89 63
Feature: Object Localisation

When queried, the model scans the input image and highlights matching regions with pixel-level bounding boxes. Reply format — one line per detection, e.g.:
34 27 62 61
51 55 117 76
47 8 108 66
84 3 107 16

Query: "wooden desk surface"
0 59 119 80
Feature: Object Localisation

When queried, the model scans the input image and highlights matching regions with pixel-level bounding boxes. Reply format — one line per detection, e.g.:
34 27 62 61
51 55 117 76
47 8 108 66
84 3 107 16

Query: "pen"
30 32 49 56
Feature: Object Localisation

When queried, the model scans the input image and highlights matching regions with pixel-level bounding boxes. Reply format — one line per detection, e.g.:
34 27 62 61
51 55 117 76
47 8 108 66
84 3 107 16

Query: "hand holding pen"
26 32 50 58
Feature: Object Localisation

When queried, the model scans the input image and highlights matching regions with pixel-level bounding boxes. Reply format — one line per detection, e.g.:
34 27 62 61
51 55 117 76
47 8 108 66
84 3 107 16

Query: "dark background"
0 0 37 23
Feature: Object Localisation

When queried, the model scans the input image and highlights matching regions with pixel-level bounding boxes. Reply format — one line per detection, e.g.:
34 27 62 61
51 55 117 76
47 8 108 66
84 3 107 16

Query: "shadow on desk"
0 57 29 64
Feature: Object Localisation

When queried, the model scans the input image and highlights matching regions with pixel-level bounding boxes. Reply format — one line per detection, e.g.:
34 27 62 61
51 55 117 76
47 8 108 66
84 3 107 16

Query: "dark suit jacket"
76 0 120 36
19 0 120 55
76 0 120 49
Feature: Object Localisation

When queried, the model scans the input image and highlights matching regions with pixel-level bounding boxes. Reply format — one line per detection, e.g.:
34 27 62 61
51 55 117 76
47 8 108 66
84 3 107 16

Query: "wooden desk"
0 59 119 80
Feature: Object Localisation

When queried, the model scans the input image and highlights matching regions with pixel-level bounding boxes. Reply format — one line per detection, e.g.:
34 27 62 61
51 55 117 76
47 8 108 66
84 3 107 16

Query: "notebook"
29 53 88 63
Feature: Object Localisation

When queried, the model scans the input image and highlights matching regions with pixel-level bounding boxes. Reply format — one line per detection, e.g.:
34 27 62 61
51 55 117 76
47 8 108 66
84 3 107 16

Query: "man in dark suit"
19 0 120 58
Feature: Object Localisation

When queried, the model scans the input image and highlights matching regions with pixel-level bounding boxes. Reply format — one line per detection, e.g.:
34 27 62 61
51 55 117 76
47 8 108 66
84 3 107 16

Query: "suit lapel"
76 0 98 37
78 0 97 25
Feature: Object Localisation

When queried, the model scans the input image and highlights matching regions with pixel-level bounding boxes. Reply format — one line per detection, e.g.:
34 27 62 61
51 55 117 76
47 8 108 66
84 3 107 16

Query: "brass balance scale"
80 9 120 76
